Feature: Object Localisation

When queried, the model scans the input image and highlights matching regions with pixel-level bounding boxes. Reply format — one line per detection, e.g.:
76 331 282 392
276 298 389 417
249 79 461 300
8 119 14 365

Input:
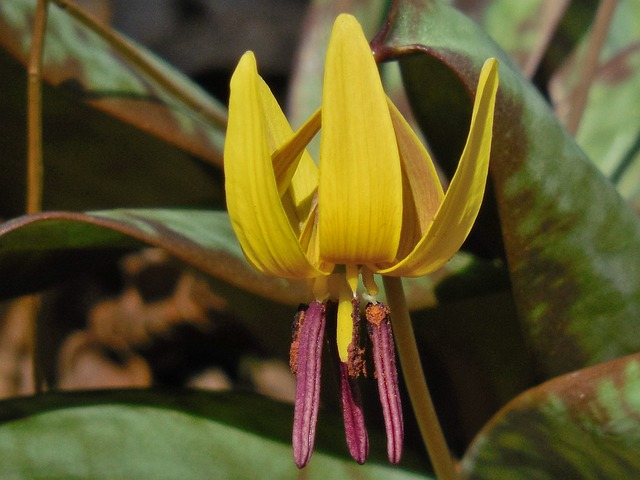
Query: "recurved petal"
224 52 323 279
276 110 321 237
387 98 444 260
318 14 403 264
254 73 319 233
272 108 321 197
380 58 499 277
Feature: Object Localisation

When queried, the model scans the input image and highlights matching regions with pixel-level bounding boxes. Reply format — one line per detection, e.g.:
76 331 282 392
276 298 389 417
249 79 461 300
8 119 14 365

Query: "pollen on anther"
290 305 307 375
365 302 390 327
347 296 367 378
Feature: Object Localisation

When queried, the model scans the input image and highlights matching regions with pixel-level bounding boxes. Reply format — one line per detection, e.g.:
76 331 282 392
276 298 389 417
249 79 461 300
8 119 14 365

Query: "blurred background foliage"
0 0 639 478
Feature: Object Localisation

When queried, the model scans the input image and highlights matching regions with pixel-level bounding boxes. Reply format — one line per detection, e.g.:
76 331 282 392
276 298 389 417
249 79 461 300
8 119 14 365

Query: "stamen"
289 304 307 375
347 296 366 378
292 301 326 468
339 361 369 464
366 302 404 464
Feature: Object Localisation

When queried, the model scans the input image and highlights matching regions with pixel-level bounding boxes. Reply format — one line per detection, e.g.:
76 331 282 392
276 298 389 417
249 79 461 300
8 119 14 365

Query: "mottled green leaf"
0 389 432 479
0 210 304 359
381 0 640 378
0 205 506 313
0 209 475 358
0 0 226 215
0 209 305 316
410 291 534 452
462 354 640 479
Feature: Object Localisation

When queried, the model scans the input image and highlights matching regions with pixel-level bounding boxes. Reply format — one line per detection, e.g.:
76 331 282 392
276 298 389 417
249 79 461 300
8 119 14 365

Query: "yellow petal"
254 74 319 231
272 108 321 198
275 109 321 234
381 58 499 277
387 98 444 260
224 52 324 279
318 14 403 264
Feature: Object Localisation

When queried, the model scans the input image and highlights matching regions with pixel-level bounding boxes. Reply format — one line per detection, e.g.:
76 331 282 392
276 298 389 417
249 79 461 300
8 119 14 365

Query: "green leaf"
462 353 640 478
0 208 490 362
0 389 433 479
0 0 226 215
0 207 501 321
410 291 535 450
382 0 640 378
0 209 306 305
0 209 309 358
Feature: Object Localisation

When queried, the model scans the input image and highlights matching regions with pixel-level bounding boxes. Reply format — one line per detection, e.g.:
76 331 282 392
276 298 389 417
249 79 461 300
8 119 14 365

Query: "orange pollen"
365 303 390 327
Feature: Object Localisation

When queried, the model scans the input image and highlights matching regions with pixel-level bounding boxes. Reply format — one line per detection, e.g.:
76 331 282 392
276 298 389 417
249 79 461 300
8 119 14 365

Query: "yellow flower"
224 13 498 467
225 13 498 355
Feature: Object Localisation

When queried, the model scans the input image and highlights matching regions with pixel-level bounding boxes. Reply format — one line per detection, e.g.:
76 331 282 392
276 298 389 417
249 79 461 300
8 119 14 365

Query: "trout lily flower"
225 14 498 468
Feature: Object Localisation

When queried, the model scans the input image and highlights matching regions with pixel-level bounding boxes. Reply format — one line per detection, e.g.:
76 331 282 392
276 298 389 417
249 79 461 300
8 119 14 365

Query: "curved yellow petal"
387 98 444 260
381 58 499 277
318 14 403 264
275 109 321 233
254 74 319 227
224 52 323 279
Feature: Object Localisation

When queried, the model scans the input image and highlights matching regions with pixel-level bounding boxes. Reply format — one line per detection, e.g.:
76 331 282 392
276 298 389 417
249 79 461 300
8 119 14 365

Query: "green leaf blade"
383 0 640 378
462 354 640 479
0 390 433 479
0 0 227 215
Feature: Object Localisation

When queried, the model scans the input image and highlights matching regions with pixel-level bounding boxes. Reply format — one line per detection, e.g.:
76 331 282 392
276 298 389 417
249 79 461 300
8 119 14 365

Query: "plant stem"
565 0 618 136
523 0 570 79
27 0 48 215
383 276 457 480
27 0 50 396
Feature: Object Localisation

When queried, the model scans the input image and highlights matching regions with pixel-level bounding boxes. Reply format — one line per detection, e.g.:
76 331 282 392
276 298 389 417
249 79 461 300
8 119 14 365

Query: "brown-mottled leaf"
381 0 640 378
462 353 640 478
0 209 306 358
0 209 305 305
410 291 534 454
0 206 500 313
0 0 226 215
